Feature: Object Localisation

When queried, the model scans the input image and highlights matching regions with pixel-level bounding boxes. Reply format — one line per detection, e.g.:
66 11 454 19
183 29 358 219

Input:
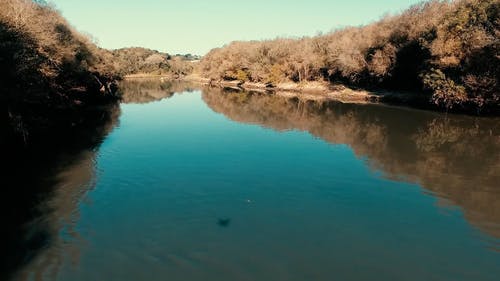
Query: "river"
3 80 499 281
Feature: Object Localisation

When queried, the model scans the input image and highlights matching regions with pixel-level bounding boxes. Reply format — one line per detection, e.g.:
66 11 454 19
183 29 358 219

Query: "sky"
50 0 424 55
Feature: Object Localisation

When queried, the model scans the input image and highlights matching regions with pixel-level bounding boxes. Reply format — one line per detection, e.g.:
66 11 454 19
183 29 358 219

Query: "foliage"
0 0 119 105
198 0 499 112
422 69 467 108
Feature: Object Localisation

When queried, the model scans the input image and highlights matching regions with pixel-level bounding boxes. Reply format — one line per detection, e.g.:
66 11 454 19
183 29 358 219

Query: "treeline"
110 47 198 77
199 0 499 113
0 0 119 142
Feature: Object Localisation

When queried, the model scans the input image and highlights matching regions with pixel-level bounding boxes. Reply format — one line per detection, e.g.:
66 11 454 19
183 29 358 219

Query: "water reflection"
1 104 120 281
202 87 500 239
118 79 197 104
3 82 499 281
2 80 193 280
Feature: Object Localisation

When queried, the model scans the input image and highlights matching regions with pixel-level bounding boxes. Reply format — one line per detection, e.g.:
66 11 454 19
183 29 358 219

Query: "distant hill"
111 47 198 76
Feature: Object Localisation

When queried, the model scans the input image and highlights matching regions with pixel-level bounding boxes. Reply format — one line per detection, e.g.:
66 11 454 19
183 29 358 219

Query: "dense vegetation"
199 0 499 113
111 47 199 77
0 0 120 142
0 0 119 104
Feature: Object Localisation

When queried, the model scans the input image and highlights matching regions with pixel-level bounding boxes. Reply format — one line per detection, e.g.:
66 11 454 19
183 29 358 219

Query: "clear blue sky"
50 0 423 55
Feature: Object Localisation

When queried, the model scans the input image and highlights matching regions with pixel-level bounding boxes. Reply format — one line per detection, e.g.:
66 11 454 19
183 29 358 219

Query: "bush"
422 69 467 108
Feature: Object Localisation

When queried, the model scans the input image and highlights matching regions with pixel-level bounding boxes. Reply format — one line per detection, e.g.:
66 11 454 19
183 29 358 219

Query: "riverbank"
162 75 431 108
124 74 175 79
124 74 499 115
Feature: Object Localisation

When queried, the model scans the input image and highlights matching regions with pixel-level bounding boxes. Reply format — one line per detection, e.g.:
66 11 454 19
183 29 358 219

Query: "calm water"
3 80 500 281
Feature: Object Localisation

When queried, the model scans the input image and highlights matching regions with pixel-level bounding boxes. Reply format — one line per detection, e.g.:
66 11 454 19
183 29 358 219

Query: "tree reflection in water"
202 87 500 240
1 104 121 281
1 80 194 280
118 79 198 104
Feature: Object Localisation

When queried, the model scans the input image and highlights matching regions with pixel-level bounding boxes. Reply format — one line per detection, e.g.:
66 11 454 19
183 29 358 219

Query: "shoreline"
124 74 174 79
125 75 498 116
138 75 433 107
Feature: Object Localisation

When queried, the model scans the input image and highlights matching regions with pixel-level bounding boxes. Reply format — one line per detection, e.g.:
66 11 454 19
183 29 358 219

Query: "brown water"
2 81 499 281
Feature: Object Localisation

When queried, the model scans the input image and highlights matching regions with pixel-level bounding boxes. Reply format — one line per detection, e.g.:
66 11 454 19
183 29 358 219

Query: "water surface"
4 81 500 281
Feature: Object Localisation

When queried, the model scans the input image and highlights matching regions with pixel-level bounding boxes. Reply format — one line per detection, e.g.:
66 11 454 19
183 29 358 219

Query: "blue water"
12 85 500 281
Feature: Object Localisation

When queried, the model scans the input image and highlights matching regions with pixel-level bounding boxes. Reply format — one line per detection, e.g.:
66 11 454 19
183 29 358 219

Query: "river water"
3 80 500 281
